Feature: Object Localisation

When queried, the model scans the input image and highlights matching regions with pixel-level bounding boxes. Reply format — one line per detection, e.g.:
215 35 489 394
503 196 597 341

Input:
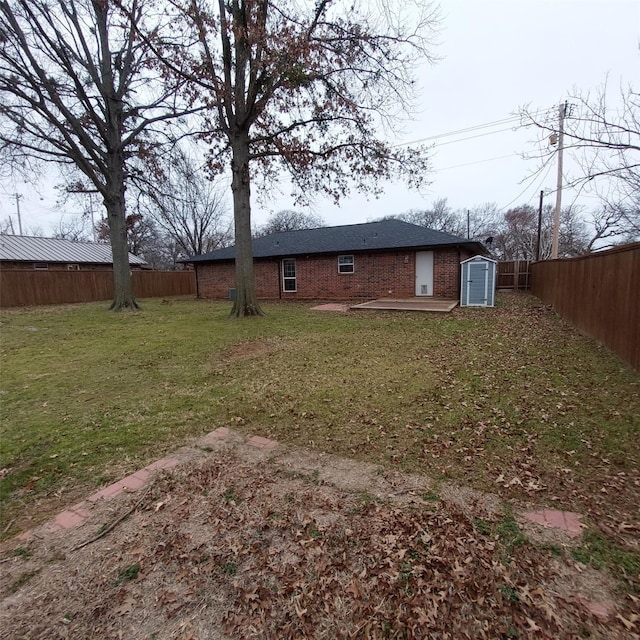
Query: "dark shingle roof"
0 235 147 265
186 219 484 262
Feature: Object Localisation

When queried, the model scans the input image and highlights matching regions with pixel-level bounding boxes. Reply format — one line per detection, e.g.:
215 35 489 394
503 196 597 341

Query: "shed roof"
0 235 147 265
186 219 485 263
461 255 497 264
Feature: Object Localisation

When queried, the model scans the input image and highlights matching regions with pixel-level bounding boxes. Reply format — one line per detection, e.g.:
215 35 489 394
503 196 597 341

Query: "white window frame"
282 258 297 292
338 254 354 274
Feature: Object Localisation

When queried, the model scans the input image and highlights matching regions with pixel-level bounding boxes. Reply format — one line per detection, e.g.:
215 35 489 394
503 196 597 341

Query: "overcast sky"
1 0 638 235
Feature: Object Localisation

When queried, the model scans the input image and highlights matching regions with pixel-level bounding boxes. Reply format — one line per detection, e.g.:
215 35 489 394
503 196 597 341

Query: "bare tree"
0 0 195 309
53 214 90 242
254 209 325 237
559 206 589 256
520 79 639 242
0 216 16 234
492 204 588 261
466 202 501 243
96 212 156 256
148 0 438 316
388 199 499 243
136 146 232 258
397 198 464 236
587 196 640 251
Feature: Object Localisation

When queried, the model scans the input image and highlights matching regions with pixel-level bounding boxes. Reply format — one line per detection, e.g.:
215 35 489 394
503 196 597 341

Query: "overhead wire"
436 152 519 172
431 126 520 148
394 106 555 148
389 106 558 184
497 160 555 212
395 115 522 147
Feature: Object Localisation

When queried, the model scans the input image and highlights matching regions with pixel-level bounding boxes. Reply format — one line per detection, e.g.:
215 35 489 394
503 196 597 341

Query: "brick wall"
196 248 467 300
196 260 280 299
283 251 416 300
433 248 469 298
197 249 470 300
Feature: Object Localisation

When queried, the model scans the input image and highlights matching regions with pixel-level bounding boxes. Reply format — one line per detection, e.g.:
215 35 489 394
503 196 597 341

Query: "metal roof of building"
185 219 485 263
0 235 147 265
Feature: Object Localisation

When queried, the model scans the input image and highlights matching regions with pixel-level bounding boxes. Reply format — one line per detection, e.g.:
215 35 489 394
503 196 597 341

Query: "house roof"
0 235 147 265
185 219 485 263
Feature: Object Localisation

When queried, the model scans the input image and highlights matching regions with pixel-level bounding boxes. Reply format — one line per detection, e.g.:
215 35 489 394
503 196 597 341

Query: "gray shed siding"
460 256 496 307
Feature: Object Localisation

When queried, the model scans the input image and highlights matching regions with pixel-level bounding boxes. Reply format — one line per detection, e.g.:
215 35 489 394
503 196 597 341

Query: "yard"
0 293 638 638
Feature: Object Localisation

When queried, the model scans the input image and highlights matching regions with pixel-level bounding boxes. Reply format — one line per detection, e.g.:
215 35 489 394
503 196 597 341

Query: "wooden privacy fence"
497 261 531 290
0 269 196 308
531 243 640 370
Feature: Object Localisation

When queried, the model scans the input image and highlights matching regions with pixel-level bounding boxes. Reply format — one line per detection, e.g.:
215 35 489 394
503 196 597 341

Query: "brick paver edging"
16 429 585 543
16 428 277 540
12 428 618 622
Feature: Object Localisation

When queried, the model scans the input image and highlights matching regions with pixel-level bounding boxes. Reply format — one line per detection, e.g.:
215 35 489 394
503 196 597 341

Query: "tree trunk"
105 189 139 311
230 135 264 317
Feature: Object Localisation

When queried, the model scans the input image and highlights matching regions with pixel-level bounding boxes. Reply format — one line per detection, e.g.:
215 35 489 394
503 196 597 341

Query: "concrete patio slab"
350 298 458 312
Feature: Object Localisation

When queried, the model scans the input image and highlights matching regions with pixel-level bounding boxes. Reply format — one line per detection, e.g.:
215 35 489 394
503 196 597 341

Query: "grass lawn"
1 293 638 552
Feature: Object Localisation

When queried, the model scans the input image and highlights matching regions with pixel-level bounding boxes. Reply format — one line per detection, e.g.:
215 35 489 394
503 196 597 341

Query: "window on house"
338 255 354 273
34 263 48 270
282 258 296 291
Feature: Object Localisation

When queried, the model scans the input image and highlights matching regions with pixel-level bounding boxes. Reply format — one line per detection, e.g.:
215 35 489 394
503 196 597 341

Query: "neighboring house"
185 219 486 300
0 235 148 270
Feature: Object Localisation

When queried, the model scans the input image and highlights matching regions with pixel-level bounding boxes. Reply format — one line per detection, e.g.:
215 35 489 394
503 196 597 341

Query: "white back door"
415 251 434 296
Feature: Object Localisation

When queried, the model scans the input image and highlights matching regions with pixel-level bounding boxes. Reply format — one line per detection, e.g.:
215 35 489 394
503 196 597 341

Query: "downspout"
457 246 462 298
195 263 200 299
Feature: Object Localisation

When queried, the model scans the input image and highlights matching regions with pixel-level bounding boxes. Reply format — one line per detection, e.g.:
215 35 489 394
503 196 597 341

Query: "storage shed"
460 256 496 307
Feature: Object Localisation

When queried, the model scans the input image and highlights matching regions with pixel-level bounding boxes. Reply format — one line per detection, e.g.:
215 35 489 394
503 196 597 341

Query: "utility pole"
88 193 97 241
536 190 544 261
466 209 470 239
551 101 567 259
14 193 23 235
66 186 99 241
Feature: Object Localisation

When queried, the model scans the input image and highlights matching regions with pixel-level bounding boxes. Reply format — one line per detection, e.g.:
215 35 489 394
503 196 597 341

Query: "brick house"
187 219 486 301
0 235 148 271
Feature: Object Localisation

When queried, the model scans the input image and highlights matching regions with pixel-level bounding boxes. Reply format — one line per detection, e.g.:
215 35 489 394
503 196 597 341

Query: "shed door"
466 262 489 306
415 251 434 296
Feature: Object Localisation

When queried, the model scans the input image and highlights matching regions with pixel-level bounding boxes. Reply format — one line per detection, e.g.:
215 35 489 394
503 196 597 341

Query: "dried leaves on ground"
1 452 637 639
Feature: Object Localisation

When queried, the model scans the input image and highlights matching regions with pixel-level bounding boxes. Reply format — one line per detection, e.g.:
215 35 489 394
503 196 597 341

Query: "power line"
498 160 555 212
432 126 519 148
395 106 555 148
398 116 522 146
436 152 519 172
